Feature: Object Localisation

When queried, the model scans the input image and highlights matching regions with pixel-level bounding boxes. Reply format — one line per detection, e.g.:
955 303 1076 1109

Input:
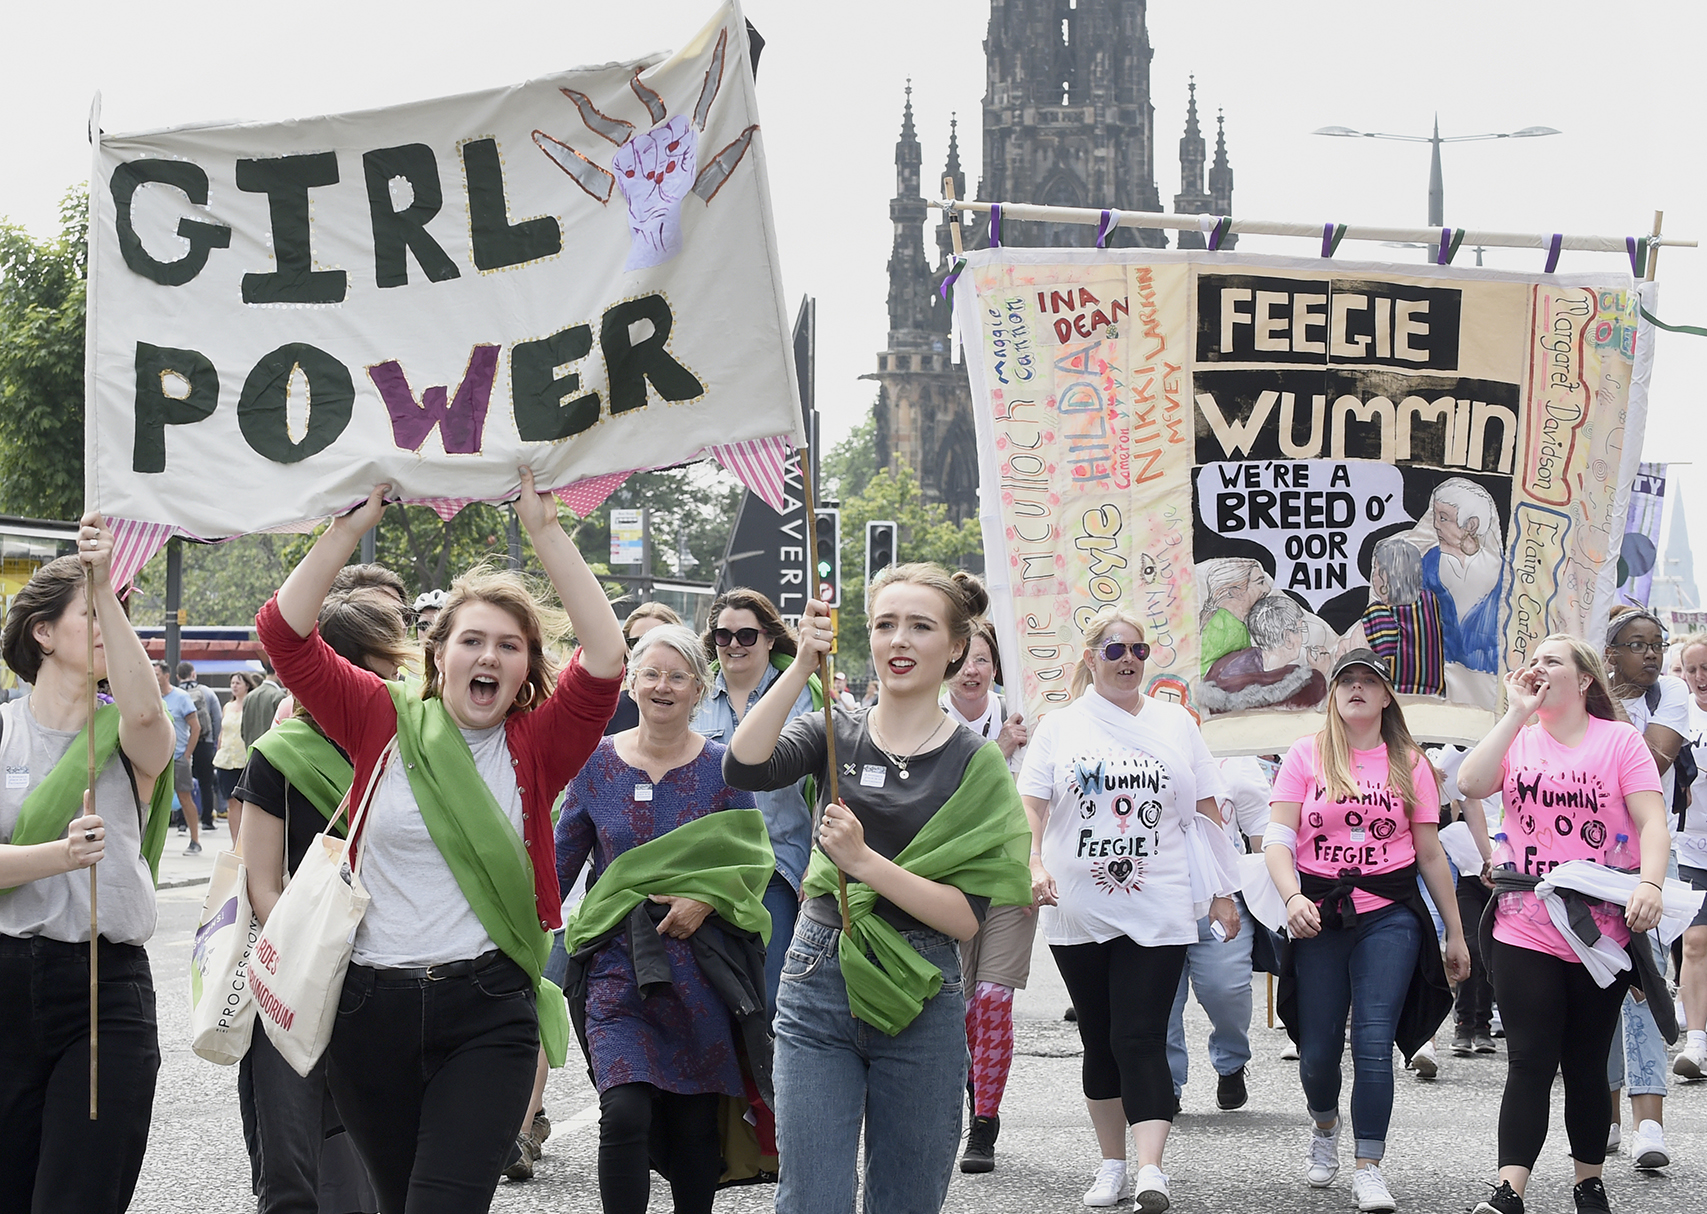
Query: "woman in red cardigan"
258 473 625 1213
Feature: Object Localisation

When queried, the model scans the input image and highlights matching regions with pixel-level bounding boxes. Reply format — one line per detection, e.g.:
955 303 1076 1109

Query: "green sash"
386 685 570 1066
801 741 1031 1035
560 807 774 957
2 704 174 893
249 719 352 834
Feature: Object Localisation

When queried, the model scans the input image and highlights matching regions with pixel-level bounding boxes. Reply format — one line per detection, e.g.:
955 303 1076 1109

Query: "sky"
4 0 1705 593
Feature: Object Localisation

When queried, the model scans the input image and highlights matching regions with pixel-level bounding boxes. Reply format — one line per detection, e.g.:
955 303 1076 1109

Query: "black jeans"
1051 938 1187 1124
192 738 218 825
325 955 539 1214
597 1082 723 1214
0 936 160 1214
240 1023 377 1214
1490 940 1628 1169
1454 875 1493 1033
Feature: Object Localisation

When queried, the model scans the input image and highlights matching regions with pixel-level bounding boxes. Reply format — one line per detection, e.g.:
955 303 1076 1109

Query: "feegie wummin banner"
955 249 1649 753
86 1 804 586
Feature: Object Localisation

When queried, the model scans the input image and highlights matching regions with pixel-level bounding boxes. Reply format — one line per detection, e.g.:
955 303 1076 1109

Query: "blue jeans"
1167 898 1255 1094
763 871 800 1023
1291 902 1422 1161
1608 930 1670 1097
773 915 966 1214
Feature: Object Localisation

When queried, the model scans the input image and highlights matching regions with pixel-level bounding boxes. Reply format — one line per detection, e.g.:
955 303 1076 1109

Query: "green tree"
570 467 743 597
832 459 983 678
0 187 88 520
821 400 878 503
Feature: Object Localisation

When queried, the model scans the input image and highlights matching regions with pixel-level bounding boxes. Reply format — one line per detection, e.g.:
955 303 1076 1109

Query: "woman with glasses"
604 604 683 737
1458 635 1668 1214
1022 607 1240 1213
693 589 819 1019
555 624 771 1214
726 567 1031 1214
1265 649 1469 1214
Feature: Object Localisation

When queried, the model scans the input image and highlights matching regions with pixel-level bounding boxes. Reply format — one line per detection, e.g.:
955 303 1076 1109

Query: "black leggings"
1051 938 1186 1124
1490 940 1628 1170
598 1083 723 1214
1454 876 1494 1032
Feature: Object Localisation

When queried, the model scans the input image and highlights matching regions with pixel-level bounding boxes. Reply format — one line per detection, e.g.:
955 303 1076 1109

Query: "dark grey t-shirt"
723 704 990 931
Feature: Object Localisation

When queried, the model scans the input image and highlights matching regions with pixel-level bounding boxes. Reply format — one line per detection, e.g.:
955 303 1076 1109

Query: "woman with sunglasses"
1266 649 1468 1214
693 589 819 1019
726 567 1030 1214
1022 607 1239 1213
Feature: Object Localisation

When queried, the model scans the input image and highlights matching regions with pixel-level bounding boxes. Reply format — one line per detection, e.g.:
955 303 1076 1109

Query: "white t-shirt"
1622 675 1691 808
942 689 1024 774
1216 755 1273 853
1018 689 1225 947
1680 698 1707 870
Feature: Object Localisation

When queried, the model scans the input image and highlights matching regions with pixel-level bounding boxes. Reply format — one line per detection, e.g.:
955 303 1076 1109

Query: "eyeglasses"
634 668 695 690
1097 641 1151 662
712 627 762 648
1612 641 1667 656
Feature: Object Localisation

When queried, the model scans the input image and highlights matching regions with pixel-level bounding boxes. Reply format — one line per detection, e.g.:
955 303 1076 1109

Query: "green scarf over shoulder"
802 741 1031 1036
2 704 174 894
385 686 570 1066
560 807 774 957
248 719 352 834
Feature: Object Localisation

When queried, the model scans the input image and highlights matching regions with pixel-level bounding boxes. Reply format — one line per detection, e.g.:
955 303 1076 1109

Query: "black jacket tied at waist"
1479 869 1676 1044
561 899 775 1105
1276 862 1453 1060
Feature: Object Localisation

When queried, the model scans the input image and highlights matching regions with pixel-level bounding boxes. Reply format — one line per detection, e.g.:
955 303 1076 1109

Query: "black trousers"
0 936 160 1214
1490 940 1628 1170
325 955 538 1214
239 1025 377 1214
191 739 218 825
597 1082 723 1214
1051 937 1186 1124
1454 875 1494 1033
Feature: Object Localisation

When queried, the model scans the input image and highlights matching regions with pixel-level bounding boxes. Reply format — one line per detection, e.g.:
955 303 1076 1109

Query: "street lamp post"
1314 116 1560 259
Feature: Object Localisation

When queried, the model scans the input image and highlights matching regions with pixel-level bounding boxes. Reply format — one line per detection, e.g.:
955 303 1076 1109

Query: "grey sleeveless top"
0 696 157 945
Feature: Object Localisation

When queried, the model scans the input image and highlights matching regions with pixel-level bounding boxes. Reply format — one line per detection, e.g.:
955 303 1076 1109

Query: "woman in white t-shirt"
1671 634 1707 1079
1021 607 1239 1213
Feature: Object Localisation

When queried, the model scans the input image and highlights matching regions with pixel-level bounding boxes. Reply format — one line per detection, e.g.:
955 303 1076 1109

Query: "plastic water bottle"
1491 833 1523 917
1604 833 1637 873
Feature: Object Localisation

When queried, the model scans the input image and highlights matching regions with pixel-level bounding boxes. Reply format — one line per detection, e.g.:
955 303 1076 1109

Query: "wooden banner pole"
85 564 99 1120
799 452 852 934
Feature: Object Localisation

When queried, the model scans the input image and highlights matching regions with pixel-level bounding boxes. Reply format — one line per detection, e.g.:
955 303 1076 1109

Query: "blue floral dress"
555 736 755 1096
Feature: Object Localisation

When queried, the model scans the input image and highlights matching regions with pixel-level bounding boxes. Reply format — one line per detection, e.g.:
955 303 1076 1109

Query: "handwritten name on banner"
958 251 1643 753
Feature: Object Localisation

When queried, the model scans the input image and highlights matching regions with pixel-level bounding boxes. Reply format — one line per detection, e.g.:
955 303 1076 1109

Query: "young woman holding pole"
0 515 175 1213
725 567 1030 1214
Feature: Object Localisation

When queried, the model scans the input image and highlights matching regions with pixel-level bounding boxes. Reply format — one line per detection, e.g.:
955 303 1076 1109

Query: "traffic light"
866 520 897 590
815 508 841 606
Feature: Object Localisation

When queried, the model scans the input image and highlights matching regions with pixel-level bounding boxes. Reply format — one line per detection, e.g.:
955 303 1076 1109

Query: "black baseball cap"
1329 648 1395 689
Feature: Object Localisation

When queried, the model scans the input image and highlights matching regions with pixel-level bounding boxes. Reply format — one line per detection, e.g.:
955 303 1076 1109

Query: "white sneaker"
1280 1038 1300 1061
1607 1120 1621 1153
1674 1041 1707 1080
1133 1163 1170 1213
1083 1159 1132 1207
1306 1122 1340 1187
1630 1118 1671 1170
1352 1165 1397 1213
1407 1039 1439 1079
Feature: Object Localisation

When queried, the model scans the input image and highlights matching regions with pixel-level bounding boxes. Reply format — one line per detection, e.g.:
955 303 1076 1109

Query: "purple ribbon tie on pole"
1095 209 1114 248
939 257 966 301
1627 236 1649 278
1208 216 1231 252
989 204 1002 249
1437 228 1452 267
1321 223 1346 258
1544 233 1563 274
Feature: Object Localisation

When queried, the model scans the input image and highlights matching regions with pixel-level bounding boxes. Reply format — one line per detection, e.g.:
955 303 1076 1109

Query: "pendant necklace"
870 713 950 781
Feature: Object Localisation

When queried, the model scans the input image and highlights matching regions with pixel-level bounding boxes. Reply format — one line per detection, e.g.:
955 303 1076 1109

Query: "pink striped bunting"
706 435 795 511
107 517 176 592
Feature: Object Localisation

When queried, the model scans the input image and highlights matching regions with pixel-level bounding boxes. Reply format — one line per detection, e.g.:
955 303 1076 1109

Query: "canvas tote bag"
188 847 260 1065
251 737 395 1077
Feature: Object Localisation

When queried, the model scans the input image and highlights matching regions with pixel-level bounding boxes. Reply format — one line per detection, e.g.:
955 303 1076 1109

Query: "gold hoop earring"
514 681 536 709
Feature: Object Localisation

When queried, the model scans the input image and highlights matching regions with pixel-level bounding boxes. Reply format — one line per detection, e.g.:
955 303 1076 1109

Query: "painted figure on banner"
1340 536 1447 697
1198 593 1327 713
1405 478 1503 707
1195 558 1271 676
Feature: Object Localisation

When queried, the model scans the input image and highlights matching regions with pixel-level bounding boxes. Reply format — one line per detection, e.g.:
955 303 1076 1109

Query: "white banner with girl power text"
956 249 1650 753
86 1 803 585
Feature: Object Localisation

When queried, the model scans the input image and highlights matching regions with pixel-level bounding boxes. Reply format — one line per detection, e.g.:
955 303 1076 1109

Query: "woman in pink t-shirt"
1264 649 1468 1214
1458 634 1668 1214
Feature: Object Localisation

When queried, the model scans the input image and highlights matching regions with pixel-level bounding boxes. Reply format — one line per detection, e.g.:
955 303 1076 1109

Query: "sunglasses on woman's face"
713 627 762 648
1098 641 1150 662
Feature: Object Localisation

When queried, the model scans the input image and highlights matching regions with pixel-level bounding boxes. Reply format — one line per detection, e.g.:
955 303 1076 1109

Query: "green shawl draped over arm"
385 686 571 1064
248 719 353 834
560 807 774 957
801 741 1031 1036
2 704 174 893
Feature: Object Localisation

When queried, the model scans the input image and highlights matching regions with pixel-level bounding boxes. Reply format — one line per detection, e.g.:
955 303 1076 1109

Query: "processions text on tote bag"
86 1 802 556
956 249 1645 753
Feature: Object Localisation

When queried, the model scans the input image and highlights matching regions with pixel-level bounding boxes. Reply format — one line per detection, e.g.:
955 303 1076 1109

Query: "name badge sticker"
5 768 27 789
635 784 653 802
859 764 887 788
1350 828 1366 844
